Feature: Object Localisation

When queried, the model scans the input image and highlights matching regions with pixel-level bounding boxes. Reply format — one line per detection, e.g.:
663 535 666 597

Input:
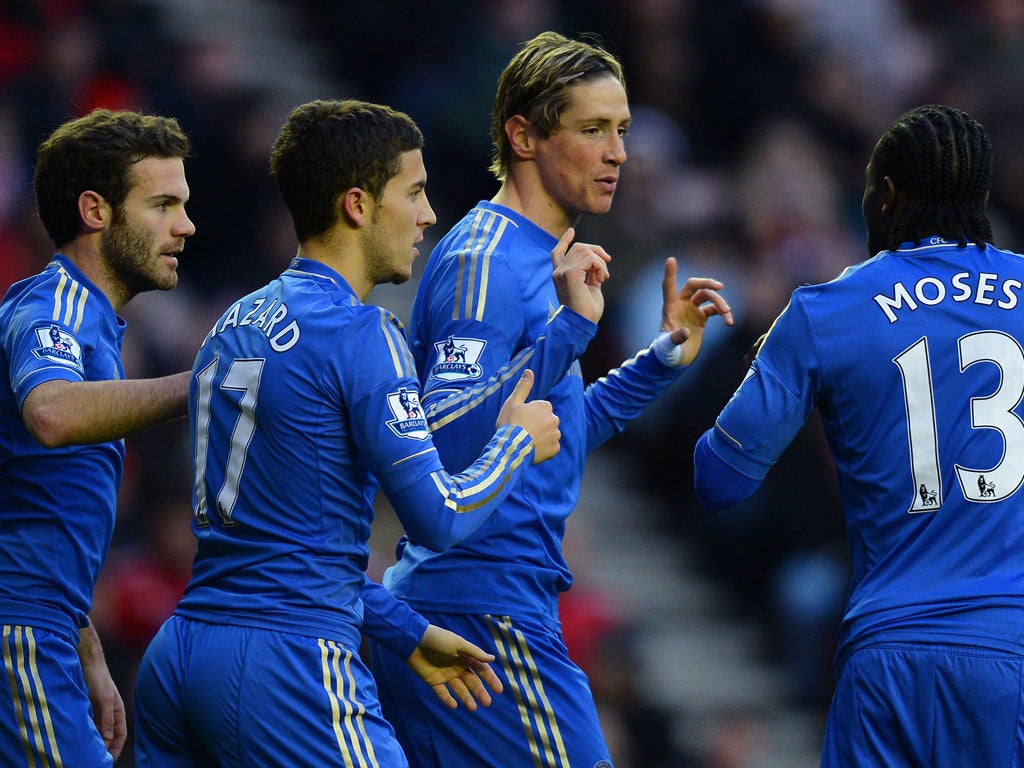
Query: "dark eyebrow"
150 194 187 204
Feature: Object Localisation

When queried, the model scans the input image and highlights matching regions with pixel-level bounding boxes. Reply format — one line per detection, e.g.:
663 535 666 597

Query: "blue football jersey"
0 255 126 642
385 201 683 618
174 257 535 645
695 238 1024 666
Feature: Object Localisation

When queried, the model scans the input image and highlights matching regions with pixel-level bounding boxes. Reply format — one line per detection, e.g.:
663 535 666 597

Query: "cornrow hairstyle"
873 104 993 251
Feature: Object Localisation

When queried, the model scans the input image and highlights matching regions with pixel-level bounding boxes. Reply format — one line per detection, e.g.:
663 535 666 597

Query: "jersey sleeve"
3 288 92 408
416 254 596 471
343 307 536 551
693 296 820 510
582 341 685 452
359 577 427 660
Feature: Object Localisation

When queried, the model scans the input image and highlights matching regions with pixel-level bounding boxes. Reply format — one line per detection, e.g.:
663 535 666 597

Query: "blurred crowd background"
5 0 1024 765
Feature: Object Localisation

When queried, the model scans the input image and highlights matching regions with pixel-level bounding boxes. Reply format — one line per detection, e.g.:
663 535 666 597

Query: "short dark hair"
490 31 625 182
269 99 424 243
873 104 993 250
34 109 191 248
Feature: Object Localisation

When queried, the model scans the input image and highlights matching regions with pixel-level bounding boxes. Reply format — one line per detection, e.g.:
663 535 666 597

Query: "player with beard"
0 108 196 766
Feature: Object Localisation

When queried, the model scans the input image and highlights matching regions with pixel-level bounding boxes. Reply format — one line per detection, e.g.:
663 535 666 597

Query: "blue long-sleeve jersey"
694 238 1024 672
0 255 125 644
384 201 684 619
175 257 535 649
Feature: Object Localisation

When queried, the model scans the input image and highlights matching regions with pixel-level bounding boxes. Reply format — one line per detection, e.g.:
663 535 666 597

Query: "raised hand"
551 227 611 324
658 257 734 367
496 369 560 463
406 624 505 711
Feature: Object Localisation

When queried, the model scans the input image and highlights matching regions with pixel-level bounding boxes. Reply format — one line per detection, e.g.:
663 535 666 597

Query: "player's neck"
298 231 372 301
60 237 131 311
492 175 576 239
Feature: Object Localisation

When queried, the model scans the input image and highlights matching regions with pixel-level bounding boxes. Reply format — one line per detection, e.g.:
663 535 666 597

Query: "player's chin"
153 269 179 292
389 269 412 286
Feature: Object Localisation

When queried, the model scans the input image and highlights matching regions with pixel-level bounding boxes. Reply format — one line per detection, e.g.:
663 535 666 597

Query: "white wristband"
652 331 684 367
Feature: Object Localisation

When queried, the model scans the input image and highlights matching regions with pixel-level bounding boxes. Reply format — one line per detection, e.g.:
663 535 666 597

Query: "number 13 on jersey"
896 331 1024 512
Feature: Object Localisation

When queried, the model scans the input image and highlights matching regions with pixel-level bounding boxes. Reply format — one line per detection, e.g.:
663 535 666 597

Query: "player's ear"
881 176 906 221
78 190 111 233
340 187 370 228
505 115 534 161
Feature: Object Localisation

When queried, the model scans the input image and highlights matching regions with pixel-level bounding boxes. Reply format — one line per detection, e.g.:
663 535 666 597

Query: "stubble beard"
101 210 178 299
364 217 411 287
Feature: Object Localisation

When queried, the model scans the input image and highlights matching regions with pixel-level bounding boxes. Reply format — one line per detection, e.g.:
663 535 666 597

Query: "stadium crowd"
4 0 1024 765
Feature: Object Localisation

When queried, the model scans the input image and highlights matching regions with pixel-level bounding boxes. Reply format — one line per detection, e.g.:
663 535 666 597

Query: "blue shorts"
135 615 407 768
369 611 612 768
823 642 1024 768
0 624 113 768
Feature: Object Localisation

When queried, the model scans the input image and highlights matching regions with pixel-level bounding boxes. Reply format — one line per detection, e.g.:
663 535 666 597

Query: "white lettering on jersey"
874 271 1023 323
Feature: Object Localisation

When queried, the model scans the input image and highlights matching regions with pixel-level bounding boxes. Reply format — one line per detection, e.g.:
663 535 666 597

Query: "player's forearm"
390 425 533 551
584 342 683 451
22 372 190 447
693 430 764 512
359 578 428 660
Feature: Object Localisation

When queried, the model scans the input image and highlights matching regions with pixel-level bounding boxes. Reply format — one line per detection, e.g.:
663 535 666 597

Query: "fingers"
692 287 734 326
661 257 678 306
680 278 734 327
97 694 127 759
453 668 490 711
453 635 496 664
678 276 724 299
475 659 504 695
506 369 535 408
431 682 459 710
550 227 576 269
568 243 611 284
447 660 501 710
430 661 501 711
552 229 611 282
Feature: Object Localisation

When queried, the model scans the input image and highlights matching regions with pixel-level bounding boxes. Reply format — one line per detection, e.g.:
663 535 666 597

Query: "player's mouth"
596 175 618 193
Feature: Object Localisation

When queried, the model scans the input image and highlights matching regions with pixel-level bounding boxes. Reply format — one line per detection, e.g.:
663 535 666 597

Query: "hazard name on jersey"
207 297 301 351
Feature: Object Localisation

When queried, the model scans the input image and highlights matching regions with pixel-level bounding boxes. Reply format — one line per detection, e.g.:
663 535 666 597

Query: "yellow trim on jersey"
428 429 532 513
423 348 533 431
318 639 379 768
376 310 416 379
4 625 63 768
488 616 570 768
51 267 88 334
453 208 512 322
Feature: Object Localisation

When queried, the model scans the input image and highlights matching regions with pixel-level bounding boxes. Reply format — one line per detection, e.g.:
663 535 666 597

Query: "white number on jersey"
193 357 265 526
896 331 1024 512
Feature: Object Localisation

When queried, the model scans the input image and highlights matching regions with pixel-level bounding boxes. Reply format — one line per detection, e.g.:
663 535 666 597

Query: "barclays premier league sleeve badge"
32 323 84 371
385 387 430 439
429 335 486 381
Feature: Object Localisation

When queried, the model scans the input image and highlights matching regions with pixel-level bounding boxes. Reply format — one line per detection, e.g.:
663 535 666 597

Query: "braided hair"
873 104 993 251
